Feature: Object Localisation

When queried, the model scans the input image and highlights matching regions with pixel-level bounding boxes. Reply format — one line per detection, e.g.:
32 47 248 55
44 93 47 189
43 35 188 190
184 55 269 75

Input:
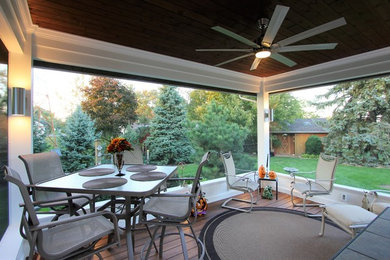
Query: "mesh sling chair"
221 151 259 213
19 152 93 220
290 153 338 216
139 151 210 260
4 166 120 260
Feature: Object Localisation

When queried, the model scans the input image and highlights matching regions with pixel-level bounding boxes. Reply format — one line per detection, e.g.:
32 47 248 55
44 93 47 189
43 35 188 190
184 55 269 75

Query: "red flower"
106 137 133 153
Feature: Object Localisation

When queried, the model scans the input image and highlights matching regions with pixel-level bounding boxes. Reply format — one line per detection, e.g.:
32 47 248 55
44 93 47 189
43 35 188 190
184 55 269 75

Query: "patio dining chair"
19 152 93 220
290 153 338 216
139 151 210 260
220 151 259 213
4 166 120 260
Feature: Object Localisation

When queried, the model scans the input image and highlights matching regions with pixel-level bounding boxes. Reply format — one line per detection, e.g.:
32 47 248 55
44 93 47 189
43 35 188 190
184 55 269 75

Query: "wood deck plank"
91 190 325 259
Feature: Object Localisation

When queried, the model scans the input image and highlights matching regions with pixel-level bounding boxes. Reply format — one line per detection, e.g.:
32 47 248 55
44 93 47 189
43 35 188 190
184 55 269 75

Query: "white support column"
257 82 270 170
7 32 33 225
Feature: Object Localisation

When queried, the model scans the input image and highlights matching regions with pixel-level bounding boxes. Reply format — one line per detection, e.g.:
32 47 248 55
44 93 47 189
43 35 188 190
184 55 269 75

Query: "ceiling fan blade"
261 5 290 47
196 48 252 52
215 53 254 67
250 57 262 71
270 53 297 67
276 17 347 47
276 43 338 52
212 26 260 48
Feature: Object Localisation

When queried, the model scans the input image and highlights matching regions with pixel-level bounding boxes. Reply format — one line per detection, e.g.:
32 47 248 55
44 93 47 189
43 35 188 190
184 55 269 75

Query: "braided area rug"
199 207 350 260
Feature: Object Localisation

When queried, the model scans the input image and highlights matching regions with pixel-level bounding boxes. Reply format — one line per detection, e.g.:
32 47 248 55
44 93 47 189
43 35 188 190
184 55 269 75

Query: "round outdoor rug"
126 165 157 172
200 207 350 260
82 177 127 189
78 168 115 176
130 171 166 181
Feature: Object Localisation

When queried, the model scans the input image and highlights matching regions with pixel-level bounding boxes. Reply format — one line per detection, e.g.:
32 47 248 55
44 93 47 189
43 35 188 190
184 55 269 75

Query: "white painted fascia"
33 27 263 93
0 0 35 54
264 46 390 93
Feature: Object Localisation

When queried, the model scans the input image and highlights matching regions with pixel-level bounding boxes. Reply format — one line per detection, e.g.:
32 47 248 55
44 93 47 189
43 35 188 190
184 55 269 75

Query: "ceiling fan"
196 5 347 70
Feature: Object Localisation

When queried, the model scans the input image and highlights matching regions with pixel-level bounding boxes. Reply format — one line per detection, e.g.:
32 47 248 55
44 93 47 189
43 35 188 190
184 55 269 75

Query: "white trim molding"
0 0 34 54
33 27 263 93
264 47 390 93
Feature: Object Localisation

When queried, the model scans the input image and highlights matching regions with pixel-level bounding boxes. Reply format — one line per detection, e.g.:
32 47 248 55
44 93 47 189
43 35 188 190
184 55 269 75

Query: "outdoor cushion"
372 202 390 215
326 204 376 227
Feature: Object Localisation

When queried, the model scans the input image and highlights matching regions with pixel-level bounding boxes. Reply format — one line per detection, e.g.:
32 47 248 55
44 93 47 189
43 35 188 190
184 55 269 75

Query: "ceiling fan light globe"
255 50 271 58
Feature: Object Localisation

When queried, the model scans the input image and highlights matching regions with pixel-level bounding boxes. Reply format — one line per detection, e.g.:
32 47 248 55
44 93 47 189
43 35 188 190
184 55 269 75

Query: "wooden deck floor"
96 191 322 260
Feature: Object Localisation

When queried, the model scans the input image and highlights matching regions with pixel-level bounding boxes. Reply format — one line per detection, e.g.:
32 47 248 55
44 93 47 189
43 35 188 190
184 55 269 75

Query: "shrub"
305 135 322 155
301 153 319 159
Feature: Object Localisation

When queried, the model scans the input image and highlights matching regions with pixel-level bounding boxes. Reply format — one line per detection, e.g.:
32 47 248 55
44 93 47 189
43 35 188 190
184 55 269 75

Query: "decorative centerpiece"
268 170 277 179
258 165 266 178
107 137 133 176
262 185 273 200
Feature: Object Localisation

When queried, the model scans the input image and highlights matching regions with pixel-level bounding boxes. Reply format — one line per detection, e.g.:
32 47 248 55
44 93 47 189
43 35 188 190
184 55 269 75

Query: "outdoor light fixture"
255 48 271 59
11 87 26 116
264 109 274 122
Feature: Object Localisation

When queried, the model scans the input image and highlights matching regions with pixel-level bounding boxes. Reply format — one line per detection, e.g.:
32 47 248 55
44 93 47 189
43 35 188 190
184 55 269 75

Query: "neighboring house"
271 118 329 156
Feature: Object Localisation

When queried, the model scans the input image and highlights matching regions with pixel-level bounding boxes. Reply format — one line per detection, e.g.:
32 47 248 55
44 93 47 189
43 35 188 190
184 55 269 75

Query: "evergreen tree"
33 120 48 153
189 101 250 178
187 90 257 152
316 77 390 166
146 86 193 165
59 106 98 172
190 101 248 153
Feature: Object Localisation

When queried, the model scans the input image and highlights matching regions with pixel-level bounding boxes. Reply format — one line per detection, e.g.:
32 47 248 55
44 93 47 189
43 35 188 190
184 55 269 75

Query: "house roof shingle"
272 118 329 134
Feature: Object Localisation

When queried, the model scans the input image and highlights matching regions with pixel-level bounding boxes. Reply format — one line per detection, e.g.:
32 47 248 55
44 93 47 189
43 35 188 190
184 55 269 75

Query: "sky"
33 68 164 120
289 86 335 118
33 68 335 120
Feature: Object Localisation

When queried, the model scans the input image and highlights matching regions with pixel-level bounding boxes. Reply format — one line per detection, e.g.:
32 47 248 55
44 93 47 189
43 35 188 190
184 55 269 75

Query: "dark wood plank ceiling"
27 0 390 78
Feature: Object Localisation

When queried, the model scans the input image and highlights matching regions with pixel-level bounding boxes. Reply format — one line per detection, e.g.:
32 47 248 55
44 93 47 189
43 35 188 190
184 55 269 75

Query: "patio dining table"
34 164 178 260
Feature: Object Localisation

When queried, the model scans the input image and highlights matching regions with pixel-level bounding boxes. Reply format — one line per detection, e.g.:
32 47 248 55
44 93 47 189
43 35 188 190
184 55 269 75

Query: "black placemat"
126 165 157 172
130 171 166 181
82 177 127 189
78 168 115 176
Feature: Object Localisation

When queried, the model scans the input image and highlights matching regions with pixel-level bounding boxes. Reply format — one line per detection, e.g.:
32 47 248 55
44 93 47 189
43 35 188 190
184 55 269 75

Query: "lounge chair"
221 151 259 213
290 153 337 216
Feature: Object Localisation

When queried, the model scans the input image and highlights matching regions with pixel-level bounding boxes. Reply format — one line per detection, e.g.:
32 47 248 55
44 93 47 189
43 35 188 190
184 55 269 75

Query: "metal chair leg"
159 226 166 258
291 188 321 217
178 226 189 260
221 190 258 213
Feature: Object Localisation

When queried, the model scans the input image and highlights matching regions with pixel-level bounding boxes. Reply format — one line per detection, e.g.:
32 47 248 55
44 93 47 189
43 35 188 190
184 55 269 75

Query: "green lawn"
270 156 390 191
179 156 390 191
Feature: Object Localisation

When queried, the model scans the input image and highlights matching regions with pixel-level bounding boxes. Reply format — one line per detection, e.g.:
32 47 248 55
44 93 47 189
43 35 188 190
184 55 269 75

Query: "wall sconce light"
11 87 26 116
264 109 274 122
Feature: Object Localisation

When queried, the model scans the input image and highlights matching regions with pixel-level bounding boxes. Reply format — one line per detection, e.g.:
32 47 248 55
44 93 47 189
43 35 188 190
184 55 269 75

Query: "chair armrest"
290 171 315 177
305 179 334 192
315 178 336 182
168 177 203 181
19 194 92 208
230 175 257 189
149 193 196 198
30 211 119 231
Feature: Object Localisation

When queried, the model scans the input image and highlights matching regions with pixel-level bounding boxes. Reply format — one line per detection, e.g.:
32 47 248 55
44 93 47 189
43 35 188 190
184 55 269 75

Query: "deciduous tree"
269 93 305 131
81 77 137 137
